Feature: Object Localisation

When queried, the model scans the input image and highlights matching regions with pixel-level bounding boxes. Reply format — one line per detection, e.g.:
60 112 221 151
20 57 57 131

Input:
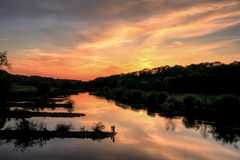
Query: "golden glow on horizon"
3 0 240 80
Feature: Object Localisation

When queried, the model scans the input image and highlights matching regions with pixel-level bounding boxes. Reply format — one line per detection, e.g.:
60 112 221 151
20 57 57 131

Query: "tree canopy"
87 61 240 94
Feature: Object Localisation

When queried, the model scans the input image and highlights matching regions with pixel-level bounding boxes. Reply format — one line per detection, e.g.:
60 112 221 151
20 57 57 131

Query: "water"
0 93 239 160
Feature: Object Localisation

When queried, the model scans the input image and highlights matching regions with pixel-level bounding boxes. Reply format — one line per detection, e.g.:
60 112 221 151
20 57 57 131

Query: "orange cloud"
8 0 240 80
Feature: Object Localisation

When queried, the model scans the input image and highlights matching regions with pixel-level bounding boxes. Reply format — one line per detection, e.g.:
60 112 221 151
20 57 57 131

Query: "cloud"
1 0 240 80
75 1 240 50
0 38 8 41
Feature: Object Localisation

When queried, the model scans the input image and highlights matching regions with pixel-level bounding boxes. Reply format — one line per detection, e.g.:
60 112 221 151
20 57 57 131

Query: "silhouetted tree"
87 61 240 94
0 51 11 69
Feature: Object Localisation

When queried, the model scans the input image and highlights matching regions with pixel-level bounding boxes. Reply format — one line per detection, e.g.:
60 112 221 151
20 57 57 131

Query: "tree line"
87 61 240 94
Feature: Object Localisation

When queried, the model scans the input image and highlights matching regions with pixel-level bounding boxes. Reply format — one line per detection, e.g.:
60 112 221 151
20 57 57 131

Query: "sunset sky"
0 0 240 80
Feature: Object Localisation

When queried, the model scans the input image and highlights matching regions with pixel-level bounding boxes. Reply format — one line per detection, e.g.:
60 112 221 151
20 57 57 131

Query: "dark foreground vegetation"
0 119 116 152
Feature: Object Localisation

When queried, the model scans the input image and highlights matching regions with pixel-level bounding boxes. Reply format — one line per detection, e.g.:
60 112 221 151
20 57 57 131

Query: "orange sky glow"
0 0 240 80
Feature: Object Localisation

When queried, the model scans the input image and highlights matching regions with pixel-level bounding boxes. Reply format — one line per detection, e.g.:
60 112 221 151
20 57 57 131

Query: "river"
0 92 239 160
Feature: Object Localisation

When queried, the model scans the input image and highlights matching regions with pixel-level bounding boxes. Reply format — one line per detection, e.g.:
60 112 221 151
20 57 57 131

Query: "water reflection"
0 117 6 129
165 118 176 132
115 101 240 147
0 118 116 153
0 93 239 160
0 134 48 153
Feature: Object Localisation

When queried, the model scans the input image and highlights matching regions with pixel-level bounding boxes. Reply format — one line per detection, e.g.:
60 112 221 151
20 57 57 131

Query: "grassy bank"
90 88 240 117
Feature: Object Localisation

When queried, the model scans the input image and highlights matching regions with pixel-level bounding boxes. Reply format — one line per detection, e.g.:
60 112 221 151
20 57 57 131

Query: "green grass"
173 93 222 104
10 84 37 93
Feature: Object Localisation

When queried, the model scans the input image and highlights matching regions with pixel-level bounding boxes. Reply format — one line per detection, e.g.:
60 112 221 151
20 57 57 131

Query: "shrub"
161 101 175 111
130 90 144 103
213 94 240 113
121 90 131 102
55 122 73 132
92 122 105 132
15 120 47 131
182 95 203 109
161 96 181 111
146 92 158 104
183 95 195 106
114 89 125 99
156 92 169 104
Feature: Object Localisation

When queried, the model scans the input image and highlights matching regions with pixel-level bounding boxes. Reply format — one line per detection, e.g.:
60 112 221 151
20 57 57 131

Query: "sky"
0 0 240 80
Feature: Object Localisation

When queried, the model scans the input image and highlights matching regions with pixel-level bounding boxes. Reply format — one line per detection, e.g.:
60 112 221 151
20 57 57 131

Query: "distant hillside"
87 61 240 94
1 61 240 94
0 69 83 89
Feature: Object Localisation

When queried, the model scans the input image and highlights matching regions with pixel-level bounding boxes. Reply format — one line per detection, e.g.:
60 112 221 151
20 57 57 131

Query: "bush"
161 96 181 111
114 89 125 99
183 95 202 109
15 120 47 131
92 122 105 132
121 90 131 102
156 92 169 104
146 92 158 104
55 122 73 132
213 94 240 113
130 90 144 103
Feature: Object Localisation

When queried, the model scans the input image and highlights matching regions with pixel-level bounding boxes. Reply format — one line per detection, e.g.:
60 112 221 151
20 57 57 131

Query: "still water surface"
0 93 239 160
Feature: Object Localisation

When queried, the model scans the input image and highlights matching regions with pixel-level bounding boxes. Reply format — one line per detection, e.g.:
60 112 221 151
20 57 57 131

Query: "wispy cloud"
1 0 240 80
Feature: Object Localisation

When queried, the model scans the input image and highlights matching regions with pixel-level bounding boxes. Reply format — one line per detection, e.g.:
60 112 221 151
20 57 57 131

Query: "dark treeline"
0 70 83 95
86 61 240 141
0 70 84 117
2 61 240 114
1 61 240 99
0 69 84 105
87 61 240 94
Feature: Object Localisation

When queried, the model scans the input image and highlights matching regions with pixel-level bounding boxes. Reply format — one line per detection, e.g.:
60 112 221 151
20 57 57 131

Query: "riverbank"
0 110 85 118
